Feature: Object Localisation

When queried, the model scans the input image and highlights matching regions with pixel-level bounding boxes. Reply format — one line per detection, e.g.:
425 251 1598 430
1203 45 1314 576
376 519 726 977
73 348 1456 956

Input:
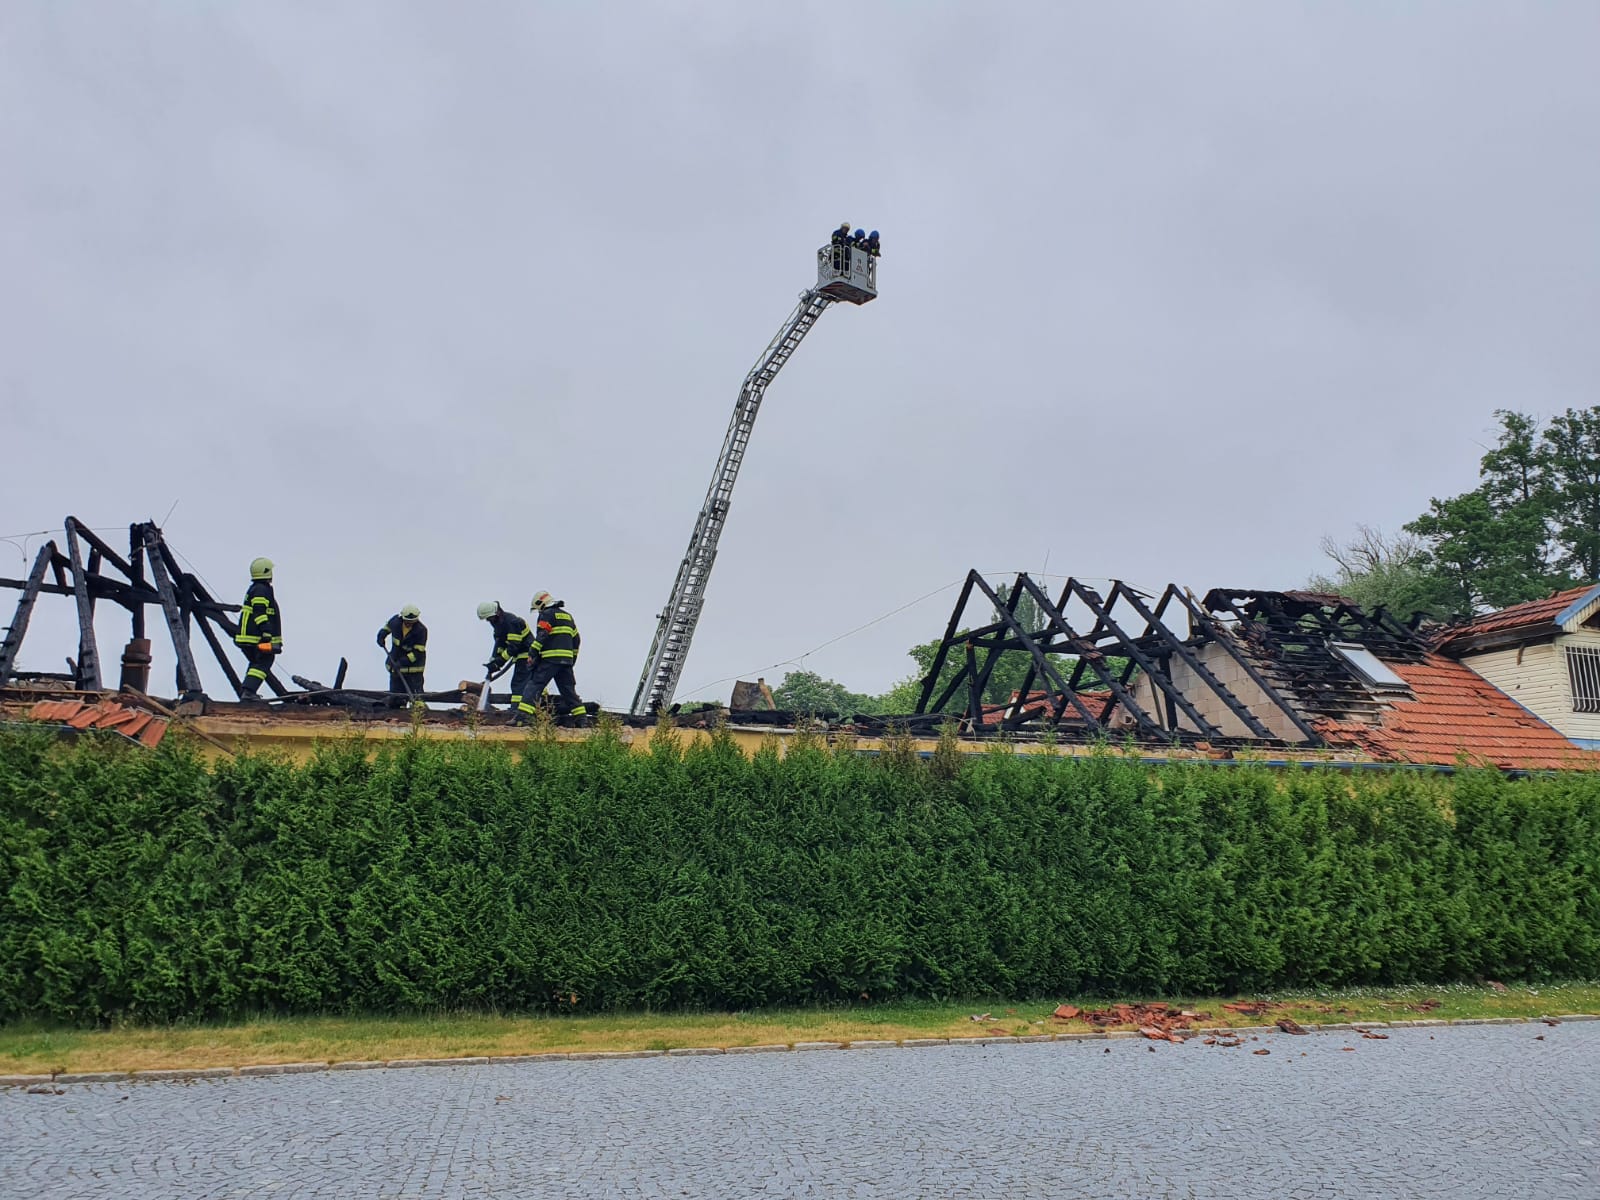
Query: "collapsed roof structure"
0 517 453 713
3 524 1595 770
903 571 1597 771
0 517 282 700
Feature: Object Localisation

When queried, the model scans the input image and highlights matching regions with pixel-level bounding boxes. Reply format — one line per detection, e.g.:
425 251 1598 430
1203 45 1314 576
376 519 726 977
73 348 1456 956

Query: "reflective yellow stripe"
539 649 575 660
246 667 268 681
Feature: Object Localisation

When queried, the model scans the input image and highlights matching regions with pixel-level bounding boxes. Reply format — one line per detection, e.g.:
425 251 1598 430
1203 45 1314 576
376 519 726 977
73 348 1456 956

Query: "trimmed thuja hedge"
1 721 1598 1023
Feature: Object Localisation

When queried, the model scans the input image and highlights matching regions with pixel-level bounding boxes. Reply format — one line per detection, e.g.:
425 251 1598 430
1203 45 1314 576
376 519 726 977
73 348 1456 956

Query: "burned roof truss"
912 571 1316 744
0 517 286 701
1199 588 1426 724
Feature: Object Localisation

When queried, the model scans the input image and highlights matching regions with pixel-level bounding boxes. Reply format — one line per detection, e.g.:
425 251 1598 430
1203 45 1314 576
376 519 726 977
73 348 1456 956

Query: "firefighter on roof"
376 604 427 706
517 590 589 723
235 557 281 699
477 601 534 713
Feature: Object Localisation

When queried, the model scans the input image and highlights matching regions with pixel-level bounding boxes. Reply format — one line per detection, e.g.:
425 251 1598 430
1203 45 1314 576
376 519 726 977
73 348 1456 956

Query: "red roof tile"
1313 653 1598 771
25 697 168 745
1435 584 1600 647
28 700 85 722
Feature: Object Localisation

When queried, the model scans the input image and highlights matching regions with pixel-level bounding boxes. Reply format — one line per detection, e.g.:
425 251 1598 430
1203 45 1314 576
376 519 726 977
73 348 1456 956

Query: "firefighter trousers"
518 659 587 717
507 656 533 707
240 646 274 696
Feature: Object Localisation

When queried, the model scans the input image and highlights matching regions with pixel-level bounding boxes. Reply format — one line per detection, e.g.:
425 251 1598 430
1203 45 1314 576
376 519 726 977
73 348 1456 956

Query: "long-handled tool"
386 652 417 705
477 660 511 714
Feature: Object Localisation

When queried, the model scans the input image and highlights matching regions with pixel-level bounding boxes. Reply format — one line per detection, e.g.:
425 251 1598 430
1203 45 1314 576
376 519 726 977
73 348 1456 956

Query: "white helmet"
530 590 553 611
399 604 421 621
476 601 499 620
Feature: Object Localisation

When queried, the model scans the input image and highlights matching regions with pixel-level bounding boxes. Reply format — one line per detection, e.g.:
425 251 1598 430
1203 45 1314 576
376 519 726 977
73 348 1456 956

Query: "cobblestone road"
4 1024 1598 1198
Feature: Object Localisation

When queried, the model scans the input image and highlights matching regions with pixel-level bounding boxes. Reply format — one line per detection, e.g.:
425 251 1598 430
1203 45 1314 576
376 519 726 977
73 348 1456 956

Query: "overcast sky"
4 2 1599 707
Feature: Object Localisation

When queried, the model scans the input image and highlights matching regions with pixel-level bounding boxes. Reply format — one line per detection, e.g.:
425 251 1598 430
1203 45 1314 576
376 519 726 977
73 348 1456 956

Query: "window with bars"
1568 645 1600 713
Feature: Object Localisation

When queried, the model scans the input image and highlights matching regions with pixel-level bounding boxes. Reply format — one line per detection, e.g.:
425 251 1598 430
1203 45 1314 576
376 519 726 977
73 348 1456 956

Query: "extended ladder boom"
631 289 836 715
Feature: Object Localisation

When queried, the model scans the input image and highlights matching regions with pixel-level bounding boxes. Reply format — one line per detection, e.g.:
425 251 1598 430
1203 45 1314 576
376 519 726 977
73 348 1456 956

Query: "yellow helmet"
249 557 274 580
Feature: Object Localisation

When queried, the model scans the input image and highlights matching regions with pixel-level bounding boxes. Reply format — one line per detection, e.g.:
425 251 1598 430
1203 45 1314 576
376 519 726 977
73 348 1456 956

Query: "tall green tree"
1405 489 1558 613
1541 407 1600 581
771 670 880 716
1401 409 1586 610
1321 408 1599 615
1478 410 1546 506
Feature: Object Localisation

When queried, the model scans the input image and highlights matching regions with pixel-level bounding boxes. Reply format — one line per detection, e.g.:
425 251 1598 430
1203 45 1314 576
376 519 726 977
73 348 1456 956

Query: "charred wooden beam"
967 574 1106 730
128 525 146 640
1006 576 1162 735
1106 582 1274 740
63 519 102 691
140 524 205 699
0 542 54 688
70 522 139 580
915 572 977 714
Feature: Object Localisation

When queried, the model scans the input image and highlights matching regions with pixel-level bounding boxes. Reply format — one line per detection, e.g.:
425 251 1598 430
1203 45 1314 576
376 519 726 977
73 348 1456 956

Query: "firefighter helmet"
249 557 274 580
476 601 499 620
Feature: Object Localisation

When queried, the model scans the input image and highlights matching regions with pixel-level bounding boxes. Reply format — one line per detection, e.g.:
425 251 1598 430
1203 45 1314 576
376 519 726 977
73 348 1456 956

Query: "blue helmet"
869 230 879 239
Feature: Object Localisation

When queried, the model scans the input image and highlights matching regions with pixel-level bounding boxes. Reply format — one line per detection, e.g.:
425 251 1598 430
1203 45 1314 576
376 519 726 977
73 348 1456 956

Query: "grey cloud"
3 2 1597 706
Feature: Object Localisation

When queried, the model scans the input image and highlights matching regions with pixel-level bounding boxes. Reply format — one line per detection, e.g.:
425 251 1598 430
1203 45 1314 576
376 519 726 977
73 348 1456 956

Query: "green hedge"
2 722 1598 1023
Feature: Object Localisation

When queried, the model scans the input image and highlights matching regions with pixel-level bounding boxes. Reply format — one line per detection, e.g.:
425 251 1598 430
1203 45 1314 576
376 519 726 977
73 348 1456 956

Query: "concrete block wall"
1130 642 1309 743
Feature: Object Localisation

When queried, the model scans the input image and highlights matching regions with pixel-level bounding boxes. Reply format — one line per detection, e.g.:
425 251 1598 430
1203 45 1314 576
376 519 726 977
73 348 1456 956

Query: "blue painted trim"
1571 738 1600 751
1554 582 1600 627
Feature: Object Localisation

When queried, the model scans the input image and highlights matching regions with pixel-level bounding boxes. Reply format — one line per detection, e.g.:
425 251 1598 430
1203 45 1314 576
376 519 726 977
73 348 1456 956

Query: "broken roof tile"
66 703 114 730
1435 583 1600 651
1313 653 1599 771
21 696 169 748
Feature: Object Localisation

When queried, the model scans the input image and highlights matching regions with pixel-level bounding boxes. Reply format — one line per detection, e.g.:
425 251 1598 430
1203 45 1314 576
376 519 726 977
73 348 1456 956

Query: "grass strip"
3 981 1593 1075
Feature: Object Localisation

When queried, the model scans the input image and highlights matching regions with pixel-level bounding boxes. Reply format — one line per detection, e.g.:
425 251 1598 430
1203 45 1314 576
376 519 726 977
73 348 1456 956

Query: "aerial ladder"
630 240 879 716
